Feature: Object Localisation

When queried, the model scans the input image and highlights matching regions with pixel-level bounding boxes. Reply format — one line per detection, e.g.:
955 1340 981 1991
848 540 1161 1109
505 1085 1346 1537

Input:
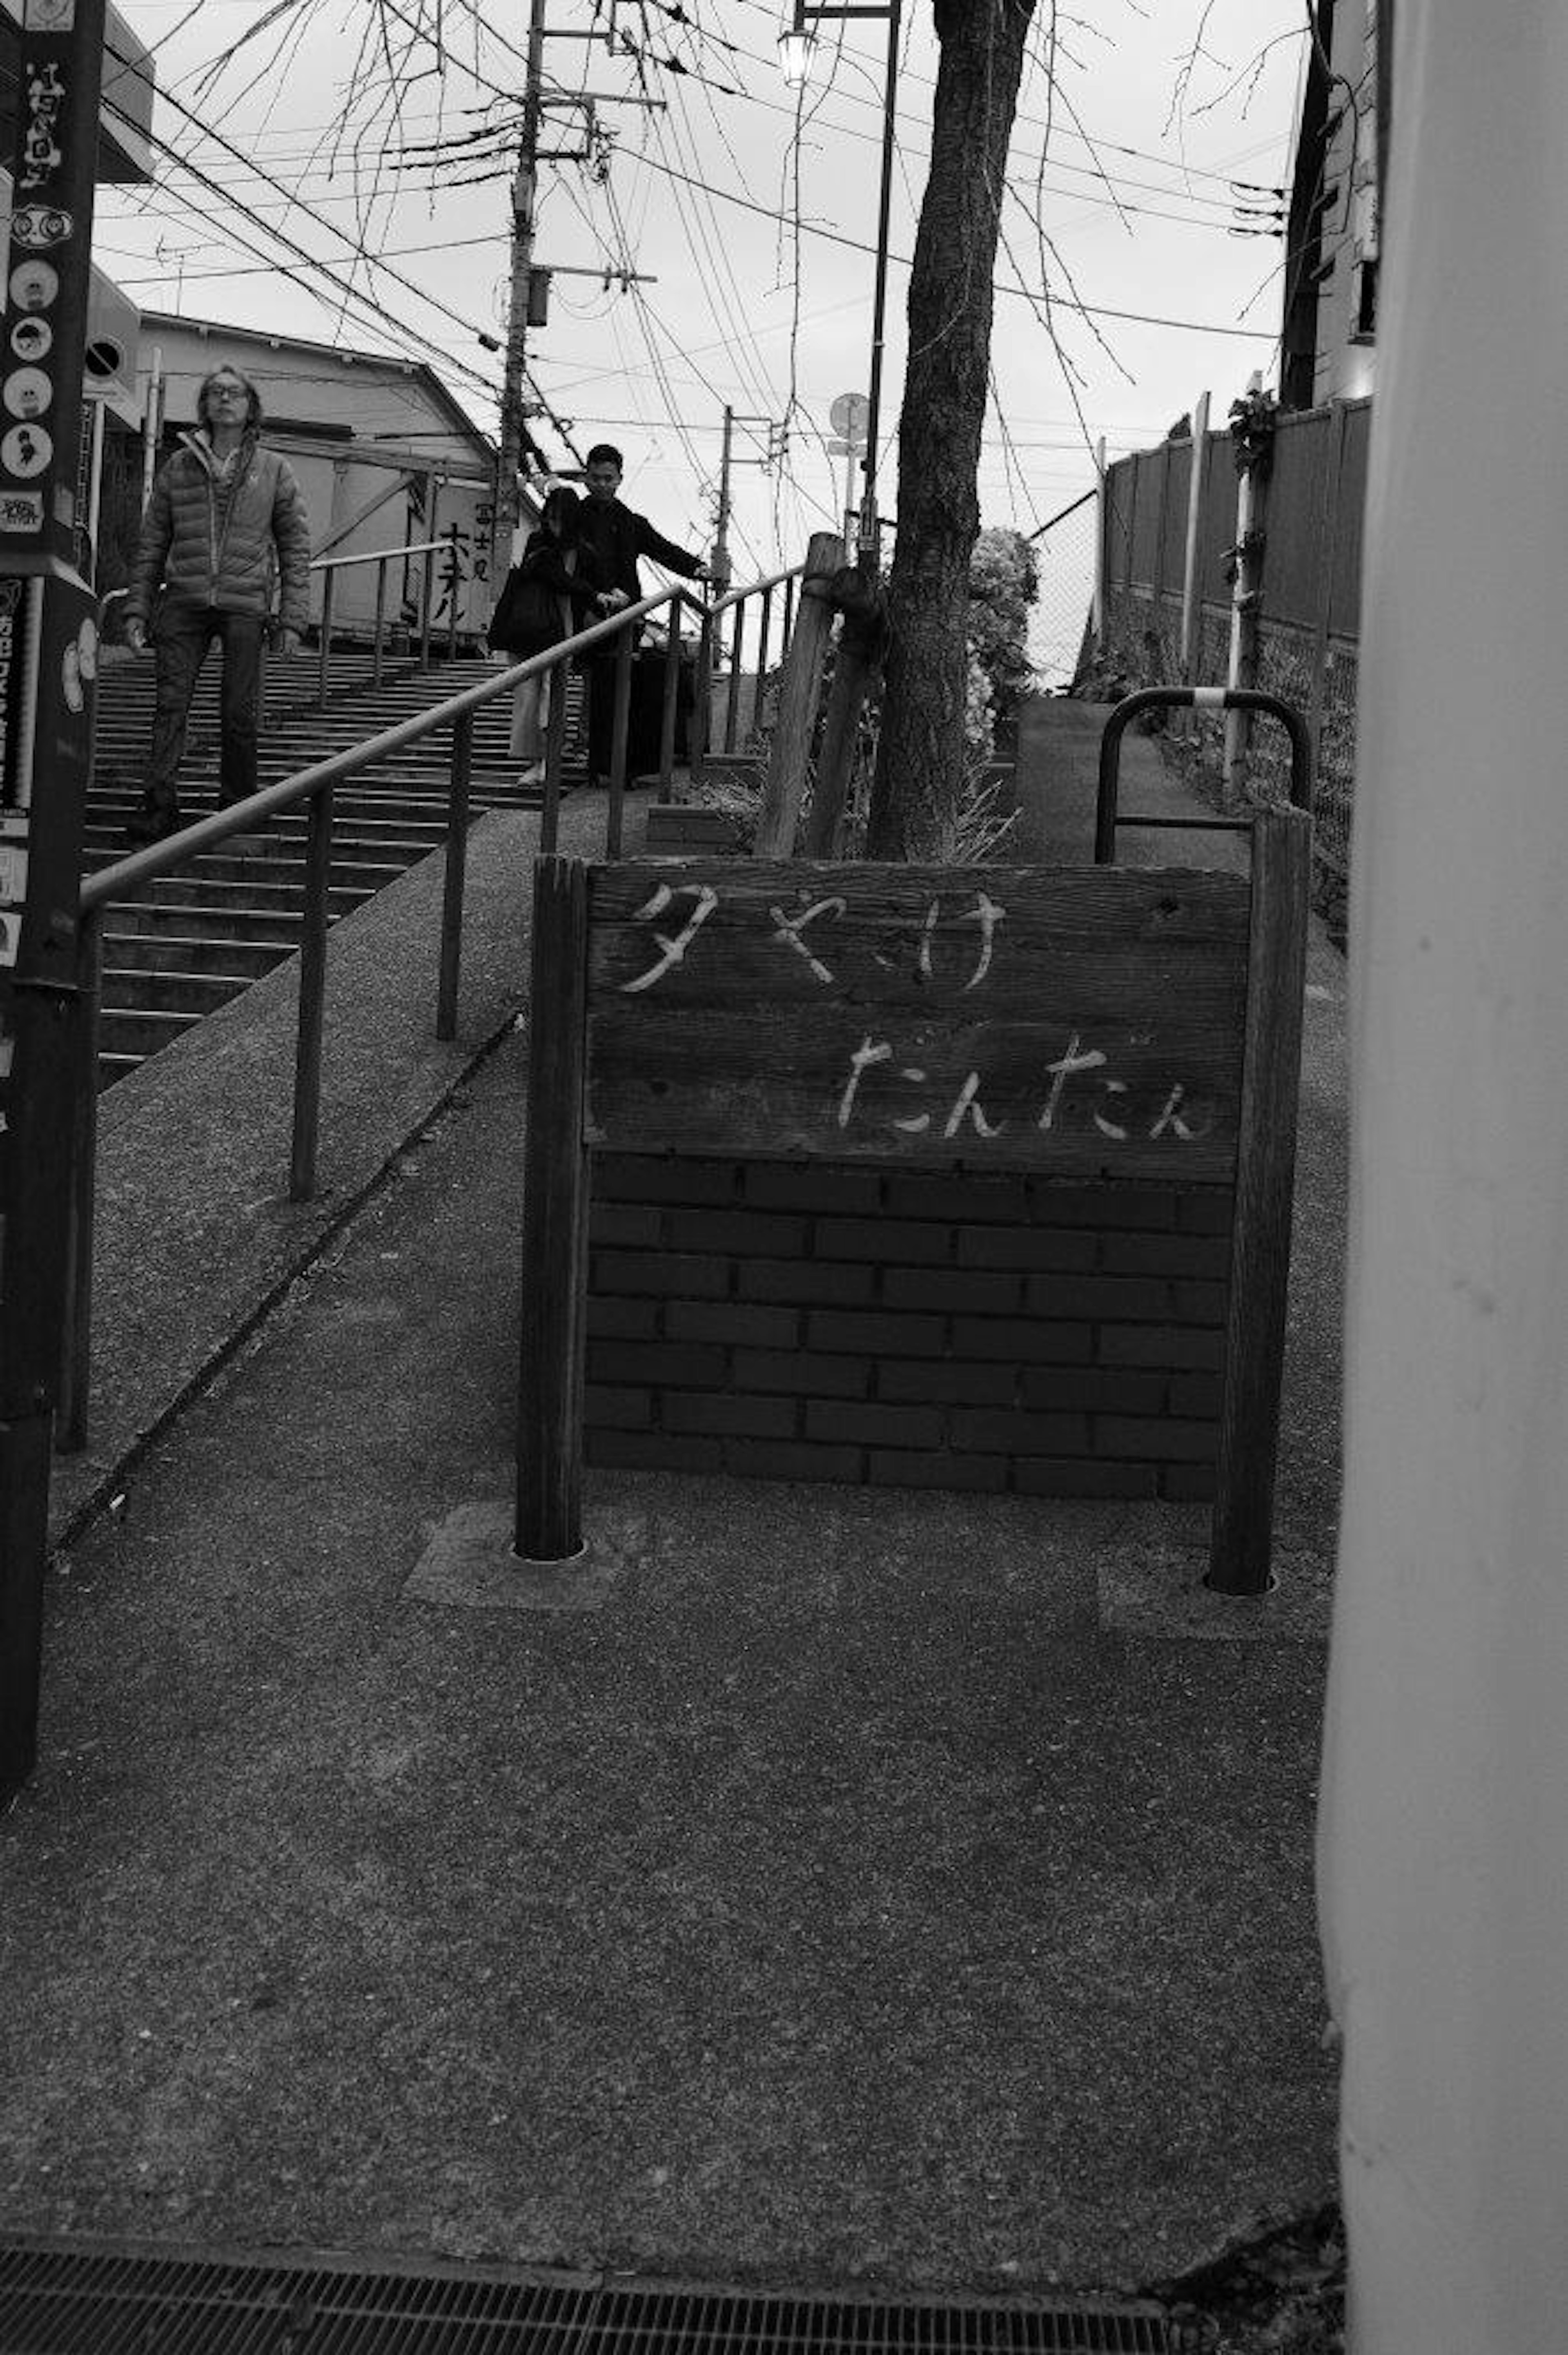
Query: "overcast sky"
98 0 1308 604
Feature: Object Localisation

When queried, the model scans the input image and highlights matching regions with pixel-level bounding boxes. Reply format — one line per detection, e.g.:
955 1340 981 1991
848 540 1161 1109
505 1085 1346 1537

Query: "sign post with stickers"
0 0 108 1797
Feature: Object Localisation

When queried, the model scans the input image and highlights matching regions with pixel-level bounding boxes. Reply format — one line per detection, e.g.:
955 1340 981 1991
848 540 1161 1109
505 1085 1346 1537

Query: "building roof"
138 311 497 468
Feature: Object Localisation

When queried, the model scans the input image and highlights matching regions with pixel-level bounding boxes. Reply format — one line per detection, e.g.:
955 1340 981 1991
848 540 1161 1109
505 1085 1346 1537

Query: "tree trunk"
865 0 1036 861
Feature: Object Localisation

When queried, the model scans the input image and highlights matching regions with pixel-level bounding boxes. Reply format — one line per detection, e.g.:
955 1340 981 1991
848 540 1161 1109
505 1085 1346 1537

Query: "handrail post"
446 526 460 661
56 910 104 1455
657 601 682 802
609 629 633 809
316 566 334 710
420 544 434 669
539 651 572 858
690 604 714 787
724 598 746 752
437 709 472 1041
782 572 797 654
754 584 774 740
372 556 388 688
601 639 626 859
516 855 590 1567
289 784 334 1202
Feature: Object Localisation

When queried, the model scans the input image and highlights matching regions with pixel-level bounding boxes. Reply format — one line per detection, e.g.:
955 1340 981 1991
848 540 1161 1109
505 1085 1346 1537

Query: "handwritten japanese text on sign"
583 861 1252 1179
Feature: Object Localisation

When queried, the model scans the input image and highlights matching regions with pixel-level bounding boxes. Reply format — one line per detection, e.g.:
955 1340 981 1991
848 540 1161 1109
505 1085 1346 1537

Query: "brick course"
584 1152 1234 1498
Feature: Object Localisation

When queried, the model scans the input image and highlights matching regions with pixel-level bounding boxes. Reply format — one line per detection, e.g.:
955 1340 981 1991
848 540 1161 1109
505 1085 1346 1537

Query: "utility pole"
492 7 668 578
713 406 734 591
494 0 546 576
711 408 782 594
858 0 901 570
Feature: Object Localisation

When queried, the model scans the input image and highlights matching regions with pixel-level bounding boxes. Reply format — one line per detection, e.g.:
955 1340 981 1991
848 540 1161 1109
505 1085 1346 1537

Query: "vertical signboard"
0 0 110 1798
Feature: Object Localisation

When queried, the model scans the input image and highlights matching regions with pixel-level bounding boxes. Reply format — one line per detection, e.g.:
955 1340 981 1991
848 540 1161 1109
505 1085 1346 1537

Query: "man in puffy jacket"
123 364 312 843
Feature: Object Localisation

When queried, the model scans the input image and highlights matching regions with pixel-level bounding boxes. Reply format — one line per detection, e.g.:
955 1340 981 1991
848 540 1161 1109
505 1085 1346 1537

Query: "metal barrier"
692 561 803 776
1094 686 1314 864
310 529 454 704
57 580 715 1453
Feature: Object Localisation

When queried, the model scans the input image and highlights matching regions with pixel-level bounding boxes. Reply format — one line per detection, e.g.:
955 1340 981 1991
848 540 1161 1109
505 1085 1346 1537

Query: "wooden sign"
517 812 1312 1595
584 860 1251 1180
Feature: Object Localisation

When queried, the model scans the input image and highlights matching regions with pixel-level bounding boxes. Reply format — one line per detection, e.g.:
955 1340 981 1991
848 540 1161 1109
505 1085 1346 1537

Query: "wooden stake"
755 531 842 858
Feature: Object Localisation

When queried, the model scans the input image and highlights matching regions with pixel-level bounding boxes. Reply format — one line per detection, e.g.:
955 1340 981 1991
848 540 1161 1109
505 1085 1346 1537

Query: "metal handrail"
308 535 448 574
693 557 805 776
708 560 801 619
58 578 713 1452
311 523 465 696
1093 686 1314 864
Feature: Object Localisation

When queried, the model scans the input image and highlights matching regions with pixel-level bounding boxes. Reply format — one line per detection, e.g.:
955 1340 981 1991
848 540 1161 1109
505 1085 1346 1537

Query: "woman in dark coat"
488 485 609 783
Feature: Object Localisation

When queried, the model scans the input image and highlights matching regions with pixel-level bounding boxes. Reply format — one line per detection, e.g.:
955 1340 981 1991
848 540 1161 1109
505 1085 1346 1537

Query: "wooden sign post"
517 810 1310 1591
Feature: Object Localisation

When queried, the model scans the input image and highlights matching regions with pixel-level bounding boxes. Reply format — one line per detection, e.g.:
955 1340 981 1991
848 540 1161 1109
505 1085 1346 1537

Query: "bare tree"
865 0 1038 862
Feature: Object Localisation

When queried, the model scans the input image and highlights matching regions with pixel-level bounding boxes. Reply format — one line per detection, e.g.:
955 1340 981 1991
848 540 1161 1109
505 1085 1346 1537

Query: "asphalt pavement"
0 697 1348 2302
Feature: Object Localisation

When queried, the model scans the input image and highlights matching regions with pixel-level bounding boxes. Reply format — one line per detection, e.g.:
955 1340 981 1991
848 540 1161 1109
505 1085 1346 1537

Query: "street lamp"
778 0 902 570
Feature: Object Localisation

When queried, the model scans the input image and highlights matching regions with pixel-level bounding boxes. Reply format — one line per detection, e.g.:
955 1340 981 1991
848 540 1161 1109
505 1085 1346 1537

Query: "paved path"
0 701 1346 2301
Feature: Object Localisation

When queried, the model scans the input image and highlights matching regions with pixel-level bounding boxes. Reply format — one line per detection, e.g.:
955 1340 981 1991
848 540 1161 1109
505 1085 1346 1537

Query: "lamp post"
780 0 902 570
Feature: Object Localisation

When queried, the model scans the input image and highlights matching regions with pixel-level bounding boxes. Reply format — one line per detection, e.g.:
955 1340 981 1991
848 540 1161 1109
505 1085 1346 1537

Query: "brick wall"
586 1153 1233 1499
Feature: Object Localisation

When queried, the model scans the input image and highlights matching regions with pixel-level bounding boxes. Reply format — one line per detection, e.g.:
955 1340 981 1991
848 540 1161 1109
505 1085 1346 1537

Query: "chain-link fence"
1026 488 1099 690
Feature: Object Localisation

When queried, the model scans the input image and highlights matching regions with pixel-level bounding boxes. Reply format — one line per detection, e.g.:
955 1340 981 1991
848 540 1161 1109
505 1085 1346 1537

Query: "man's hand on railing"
278 628 302 659
125 619 148 656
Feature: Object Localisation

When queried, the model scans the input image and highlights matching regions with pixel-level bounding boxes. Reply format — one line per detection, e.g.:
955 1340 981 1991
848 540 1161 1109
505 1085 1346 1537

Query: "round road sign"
829 391 869 442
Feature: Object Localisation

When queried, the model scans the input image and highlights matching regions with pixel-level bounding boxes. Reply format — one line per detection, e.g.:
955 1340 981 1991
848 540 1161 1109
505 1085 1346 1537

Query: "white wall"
1319 5 1568 2347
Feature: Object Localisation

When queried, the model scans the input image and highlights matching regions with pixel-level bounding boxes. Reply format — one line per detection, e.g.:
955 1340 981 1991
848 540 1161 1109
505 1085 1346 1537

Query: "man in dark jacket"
575 443 710 785
123 365 312 843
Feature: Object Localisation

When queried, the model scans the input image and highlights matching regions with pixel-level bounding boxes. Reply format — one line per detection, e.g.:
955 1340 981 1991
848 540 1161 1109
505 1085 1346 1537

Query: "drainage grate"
0 2239 1178 2355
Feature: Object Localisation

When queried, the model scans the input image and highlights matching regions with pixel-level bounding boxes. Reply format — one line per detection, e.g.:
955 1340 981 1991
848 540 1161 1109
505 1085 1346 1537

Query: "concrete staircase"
82 648 584 1088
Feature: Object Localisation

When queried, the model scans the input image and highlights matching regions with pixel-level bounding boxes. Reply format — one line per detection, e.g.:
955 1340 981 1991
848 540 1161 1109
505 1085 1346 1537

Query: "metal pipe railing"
306 533 450 710
60 578 715 1450
699 560 804 763
1094 686 1314 863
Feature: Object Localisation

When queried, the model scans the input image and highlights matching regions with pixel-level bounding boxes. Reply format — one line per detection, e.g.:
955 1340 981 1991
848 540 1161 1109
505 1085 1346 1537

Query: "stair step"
98 1005 207 1060
102 931 288 979
133 876 373 914
80 648 600 1087
102 968 258 1016
105 903 305 946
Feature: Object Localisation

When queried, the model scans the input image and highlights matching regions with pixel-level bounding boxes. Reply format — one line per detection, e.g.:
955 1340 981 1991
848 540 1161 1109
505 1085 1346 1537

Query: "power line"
617 150 1283 341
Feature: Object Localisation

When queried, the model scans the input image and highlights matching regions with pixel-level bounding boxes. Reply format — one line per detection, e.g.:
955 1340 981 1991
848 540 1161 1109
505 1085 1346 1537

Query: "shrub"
967 527 1038 731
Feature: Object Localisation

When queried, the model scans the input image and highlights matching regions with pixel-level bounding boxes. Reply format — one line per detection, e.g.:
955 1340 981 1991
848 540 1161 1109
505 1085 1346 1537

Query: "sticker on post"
3 367 52 419
1 422 52 478
0 910 19 966
0 842 27 900
0 490 43 532
10 205 72 251
24 0 76 27
9 317 51 363
8 260 58 312
18 63 66 192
